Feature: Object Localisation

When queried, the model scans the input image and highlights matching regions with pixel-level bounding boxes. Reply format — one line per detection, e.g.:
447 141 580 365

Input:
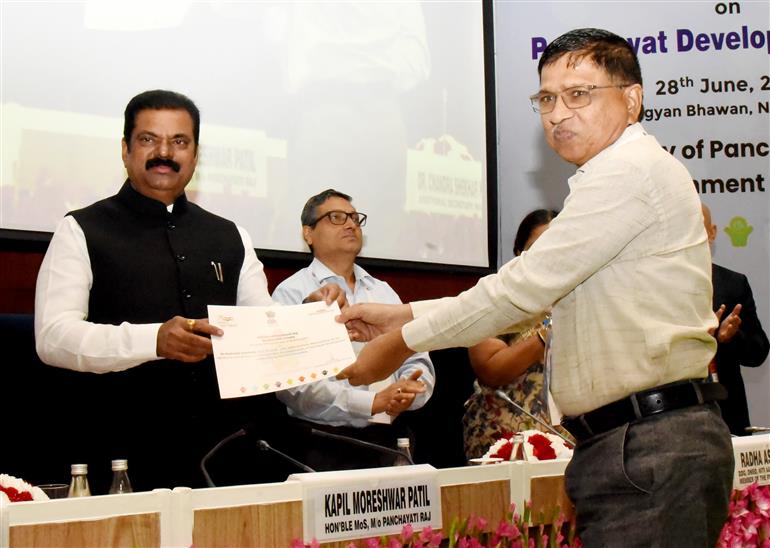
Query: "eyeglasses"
312 210 368 227
529 84 632 114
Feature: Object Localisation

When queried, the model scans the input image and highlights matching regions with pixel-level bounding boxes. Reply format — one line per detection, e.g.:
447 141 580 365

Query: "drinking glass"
37 483 69 499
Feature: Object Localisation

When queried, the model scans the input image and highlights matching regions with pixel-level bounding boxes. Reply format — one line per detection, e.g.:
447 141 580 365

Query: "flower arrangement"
717 482 770 547
445 503 580 548
483 431 573 462
0 474 48 502
291 525 441 548
292 502 581 548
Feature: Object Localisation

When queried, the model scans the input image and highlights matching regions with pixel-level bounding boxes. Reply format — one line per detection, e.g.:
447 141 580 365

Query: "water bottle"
68 463 91 497
393 438 412 466
108 459 133 494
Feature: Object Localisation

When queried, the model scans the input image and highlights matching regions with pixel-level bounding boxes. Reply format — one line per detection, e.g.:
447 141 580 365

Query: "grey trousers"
564 402 733 547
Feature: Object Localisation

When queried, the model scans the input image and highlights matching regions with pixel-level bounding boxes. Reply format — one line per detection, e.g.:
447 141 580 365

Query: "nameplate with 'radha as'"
731 433 770 488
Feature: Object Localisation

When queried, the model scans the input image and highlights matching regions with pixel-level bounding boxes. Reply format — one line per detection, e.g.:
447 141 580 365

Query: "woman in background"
462 209 566 460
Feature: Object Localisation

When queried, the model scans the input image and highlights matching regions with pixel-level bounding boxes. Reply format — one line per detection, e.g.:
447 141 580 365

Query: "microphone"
257 439 316 473
494 389 573 445
200 428 247 488
745 426 770 433
310 428 414 465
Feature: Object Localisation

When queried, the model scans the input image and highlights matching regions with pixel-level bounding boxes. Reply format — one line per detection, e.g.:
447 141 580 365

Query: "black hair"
123 90 200 150
301 189 353 226
301 189 354 256
538 28 643 122
513 209 559 256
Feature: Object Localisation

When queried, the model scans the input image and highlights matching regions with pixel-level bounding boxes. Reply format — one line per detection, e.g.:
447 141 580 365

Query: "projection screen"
1 1 489 267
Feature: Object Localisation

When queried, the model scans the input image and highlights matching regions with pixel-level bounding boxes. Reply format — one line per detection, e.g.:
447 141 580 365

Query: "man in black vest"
35 90 342 492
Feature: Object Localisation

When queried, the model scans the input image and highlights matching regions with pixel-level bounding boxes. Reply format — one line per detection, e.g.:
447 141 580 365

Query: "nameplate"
289 465 441 543
731 433 770 489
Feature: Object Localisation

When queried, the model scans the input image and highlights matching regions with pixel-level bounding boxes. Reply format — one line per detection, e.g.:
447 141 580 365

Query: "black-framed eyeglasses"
529 83 632 114
311 210 368 227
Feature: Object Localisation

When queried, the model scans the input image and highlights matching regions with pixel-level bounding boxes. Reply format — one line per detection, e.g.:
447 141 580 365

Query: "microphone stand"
200 428 247 488
257 440 316 473
494 389 573 445
310 428 414 465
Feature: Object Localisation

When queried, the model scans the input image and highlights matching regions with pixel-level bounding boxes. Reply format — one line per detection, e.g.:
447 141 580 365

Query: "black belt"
561 380 727 443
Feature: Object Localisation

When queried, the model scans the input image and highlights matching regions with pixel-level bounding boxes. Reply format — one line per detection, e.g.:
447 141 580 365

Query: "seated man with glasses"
272 189 434 470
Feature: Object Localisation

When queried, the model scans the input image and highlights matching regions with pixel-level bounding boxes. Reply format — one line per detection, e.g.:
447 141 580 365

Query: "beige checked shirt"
403 123 717 416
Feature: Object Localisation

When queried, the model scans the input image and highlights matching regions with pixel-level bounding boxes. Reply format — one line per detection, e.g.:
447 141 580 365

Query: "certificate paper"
208 302 356 398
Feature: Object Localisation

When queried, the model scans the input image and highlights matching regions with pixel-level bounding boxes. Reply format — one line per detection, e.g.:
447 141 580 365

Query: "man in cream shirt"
337 29 733 546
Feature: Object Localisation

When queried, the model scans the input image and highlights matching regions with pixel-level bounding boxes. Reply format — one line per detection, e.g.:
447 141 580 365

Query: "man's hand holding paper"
336 302 413 342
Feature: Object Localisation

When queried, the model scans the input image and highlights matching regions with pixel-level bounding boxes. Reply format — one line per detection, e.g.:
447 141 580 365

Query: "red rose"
492 440 513 461
528 433 557 460
16 491 33 502
0 485 33 502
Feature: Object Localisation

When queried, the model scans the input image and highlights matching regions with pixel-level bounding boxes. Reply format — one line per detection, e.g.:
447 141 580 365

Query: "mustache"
145 157 181 172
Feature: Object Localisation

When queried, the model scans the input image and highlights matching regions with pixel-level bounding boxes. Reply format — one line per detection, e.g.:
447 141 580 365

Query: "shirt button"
167 221 176 229
182 290 192 299
176 253 186 261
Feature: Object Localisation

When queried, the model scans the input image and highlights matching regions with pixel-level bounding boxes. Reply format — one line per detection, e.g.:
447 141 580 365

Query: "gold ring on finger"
187 319 196 331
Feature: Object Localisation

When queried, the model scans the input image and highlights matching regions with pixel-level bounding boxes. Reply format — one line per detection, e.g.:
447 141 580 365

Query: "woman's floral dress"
462 321 571 460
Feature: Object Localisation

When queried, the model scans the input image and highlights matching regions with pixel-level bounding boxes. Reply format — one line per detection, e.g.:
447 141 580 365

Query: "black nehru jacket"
73 180 242 326
712 263 770 436
66 181 282 492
